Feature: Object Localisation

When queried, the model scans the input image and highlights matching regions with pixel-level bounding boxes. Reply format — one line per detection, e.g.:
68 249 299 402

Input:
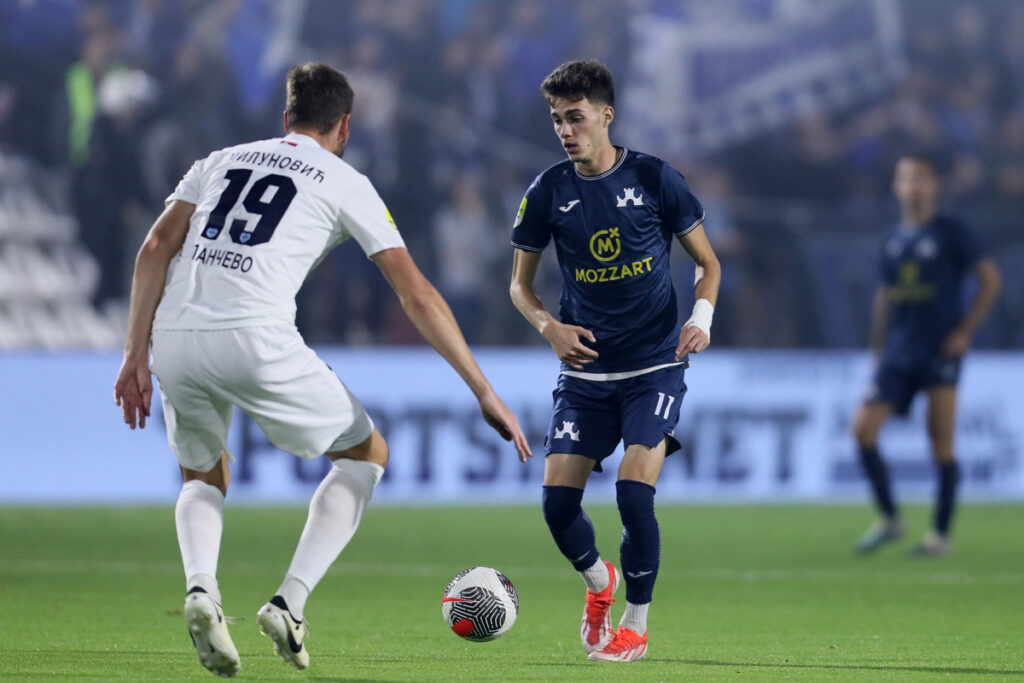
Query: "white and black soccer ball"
441 567 518 641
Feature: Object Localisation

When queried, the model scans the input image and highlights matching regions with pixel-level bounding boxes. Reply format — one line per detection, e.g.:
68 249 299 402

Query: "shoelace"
585 594 615 626
604 633 635 652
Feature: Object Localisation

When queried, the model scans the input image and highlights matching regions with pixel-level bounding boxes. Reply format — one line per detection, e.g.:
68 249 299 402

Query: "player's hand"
676 324 710 358
942 327 971 358
543 321 598 370
478 391 533 462
114 354 153 430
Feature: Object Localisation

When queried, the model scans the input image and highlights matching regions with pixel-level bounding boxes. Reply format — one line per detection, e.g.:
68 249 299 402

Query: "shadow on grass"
644 658 1024 677
2 649 392 682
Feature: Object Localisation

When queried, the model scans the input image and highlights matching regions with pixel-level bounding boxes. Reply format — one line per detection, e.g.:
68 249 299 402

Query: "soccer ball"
441 567 518 641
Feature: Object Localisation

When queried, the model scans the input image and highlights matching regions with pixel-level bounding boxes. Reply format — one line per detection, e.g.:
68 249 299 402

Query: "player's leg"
543 452 601 579
153 329 241 677
851 399 907 552
541 377 621 653
175 455 242 678
591 366 680 662
913 385 958 556
177 454 230 601
215 325 382 669
851 364 923 549
851 400 898 518
271 428 387 620
588 442 666 663
257 429 386 671
545 453 620 653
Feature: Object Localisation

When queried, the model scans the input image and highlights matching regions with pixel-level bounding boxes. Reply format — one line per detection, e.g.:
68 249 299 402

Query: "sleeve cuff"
673 211 706 237
511 241 544 252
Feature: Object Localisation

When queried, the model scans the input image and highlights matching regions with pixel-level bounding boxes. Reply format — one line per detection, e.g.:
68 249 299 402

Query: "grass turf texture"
1 505 1022 681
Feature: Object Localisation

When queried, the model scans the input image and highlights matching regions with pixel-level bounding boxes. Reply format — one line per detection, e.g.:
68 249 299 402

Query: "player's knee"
181 461 228 497
542 485 584 531
615 480 656 526
851 411 878 446
369 434 390 468
328 428 389 468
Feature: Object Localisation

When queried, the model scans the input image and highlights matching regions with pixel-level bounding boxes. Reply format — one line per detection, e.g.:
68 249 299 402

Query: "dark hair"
896 152 940 175
541 59 615 108
285 63 354 134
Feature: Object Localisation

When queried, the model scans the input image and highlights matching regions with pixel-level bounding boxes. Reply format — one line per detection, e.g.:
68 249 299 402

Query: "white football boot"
184 590 241 678
910 529 952 557
257 597 310 670
854 517 906 554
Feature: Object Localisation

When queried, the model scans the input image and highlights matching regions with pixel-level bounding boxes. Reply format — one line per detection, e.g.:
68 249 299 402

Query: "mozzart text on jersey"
229 150 326 183
575 256 654 283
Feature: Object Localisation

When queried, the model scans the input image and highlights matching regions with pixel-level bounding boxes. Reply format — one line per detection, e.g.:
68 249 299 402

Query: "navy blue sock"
858 445 897 518
616 480 659 605
542 486 600 571
934 462 960 535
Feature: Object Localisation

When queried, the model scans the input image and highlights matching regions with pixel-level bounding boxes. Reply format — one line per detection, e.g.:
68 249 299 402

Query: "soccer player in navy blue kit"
852 155 1001 556
509 60 721 661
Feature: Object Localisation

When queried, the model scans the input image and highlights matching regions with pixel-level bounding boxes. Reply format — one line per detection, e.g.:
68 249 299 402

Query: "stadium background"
3 2 1024 681
1 0 1022 505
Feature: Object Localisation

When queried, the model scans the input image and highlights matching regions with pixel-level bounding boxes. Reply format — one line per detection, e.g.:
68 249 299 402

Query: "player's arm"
372 246 532 462
675 224 721 357
114 200 194 429
943 257 1002 357
509 248 598 370
868 286 890 359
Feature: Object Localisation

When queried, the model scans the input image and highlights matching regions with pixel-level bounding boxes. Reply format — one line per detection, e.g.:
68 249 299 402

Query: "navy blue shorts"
867 357 961 416
543 364 687 472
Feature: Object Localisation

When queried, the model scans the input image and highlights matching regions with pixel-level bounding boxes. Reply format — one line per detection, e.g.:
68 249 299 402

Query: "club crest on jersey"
589 227 621 262
914 238 937 259
616 187 643 207
554 421 580 441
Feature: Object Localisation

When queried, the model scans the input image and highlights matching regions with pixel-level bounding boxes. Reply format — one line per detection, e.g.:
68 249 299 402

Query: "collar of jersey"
283 132 321 148
896 218 933 237
573 146 628 181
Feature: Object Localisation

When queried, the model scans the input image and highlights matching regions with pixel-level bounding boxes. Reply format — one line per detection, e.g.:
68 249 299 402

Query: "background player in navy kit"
509 60 721 662
852 155 1001 556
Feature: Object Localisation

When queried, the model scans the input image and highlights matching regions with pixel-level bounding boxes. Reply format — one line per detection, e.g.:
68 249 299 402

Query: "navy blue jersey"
880 215 983 368
511 149 704 373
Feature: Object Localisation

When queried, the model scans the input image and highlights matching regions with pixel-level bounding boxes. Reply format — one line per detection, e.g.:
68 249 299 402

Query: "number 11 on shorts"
654 392 675 420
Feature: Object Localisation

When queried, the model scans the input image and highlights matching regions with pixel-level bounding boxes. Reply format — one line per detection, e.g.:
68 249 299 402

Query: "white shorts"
151 325 373 473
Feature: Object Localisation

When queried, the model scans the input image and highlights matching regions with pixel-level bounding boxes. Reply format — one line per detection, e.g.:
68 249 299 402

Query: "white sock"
579 557 610 593
620 601 649 634
175 480 224 604
278 459 384 619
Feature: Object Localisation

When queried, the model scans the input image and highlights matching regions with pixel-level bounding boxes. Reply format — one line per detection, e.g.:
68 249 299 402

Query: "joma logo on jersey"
589 227 621 262
616 188 643 207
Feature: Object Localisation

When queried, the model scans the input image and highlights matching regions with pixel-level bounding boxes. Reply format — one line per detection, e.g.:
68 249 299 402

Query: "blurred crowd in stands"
0 0 1021 350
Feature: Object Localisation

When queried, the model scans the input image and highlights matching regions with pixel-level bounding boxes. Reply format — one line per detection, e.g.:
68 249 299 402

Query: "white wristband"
684 298 714 338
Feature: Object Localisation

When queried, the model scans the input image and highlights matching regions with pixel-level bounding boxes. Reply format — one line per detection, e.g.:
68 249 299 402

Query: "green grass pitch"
1 504 1022 681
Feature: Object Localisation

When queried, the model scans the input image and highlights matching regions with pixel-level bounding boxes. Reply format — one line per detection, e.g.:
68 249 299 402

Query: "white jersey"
153 132 405 330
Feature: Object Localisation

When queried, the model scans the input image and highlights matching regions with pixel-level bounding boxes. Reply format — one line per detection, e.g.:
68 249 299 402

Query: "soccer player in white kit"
113 63 531 677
